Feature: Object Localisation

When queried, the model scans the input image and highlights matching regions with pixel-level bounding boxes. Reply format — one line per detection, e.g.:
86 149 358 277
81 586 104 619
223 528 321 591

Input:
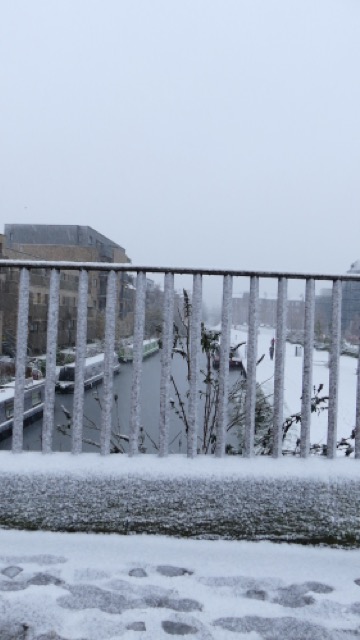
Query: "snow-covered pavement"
1 529 360 639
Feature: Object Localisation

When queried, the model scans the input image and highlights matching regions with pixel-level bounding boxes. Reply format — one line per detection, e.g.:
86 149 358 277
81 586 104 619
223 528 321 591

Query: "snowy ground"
2 529 360 639
231 325 358 453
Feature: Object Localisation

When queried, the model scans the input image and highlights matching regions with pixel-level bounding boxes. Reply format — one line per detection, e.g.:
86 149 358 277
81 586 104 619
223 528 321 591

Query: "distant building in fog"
342 260 360 342
314 288 332 339
232 293 304 332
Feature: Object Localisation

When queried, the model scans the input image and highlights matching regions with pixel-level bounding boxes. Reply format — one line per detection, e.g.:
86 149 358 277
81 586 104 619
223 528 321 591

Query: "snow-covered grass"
232 325 358 454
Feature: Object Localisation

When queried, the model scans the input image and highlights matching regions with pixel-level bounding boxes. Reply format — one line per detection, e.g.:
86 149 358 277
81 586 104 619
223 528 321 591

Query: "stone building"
1 225 132 355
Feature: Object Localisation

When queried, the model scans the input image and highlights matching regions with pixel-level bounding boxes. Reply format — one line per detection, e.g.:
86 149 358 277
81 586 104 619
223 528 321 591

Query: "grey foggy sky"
1 1 360 295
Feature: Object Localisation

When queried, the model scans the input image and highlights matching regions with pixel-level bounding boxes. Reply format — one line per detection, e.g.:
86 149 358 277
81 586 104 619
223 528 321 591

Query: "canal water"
0 352 242 454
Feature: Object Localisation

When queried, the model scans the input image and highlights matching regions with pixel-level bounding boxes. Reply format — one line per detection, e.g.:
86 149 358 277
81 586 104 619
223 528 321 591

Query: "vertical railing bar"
327 279 342 459
72 270 88 454
244 276 259 457
300 278 315 458
216 274 233 458
100 270 117 456
355 342 360 459
159 272 174 457
188 274 203 458
12 268 30 453
129 271 146 456
42 269 60 454
272 277 288 458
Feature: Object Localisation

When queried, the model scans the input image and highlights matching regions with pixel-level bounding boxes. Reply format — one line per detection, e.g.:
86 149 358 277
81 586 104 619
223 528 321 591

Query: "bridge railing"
1 259 360 459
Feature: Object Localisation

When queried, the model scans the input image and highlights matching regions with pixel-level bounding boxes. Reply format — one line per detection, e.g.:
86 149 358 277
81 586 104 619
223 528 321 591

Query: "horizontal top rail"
1 259 360 282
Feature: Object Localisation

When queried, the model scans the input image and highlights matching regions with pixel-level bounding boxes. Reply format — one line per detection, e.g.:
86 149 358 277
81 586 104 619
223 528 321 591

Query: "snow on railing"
1 259 360 459
300 278 315 458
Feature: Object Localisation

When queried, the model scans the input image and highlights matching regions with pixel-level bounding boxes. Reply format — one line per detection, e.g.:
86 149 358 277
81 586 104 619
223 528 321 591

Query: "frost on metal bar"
42 269 60 454
129 271 146 456
300 278 315 458
72 270 88 454
100 271 117 456
188 273 203 458
216 275 233 458
244 276 259 457
356 344 360 459
159 272 174 457
272 277 288 458
327 279 342 459
12 268 30 453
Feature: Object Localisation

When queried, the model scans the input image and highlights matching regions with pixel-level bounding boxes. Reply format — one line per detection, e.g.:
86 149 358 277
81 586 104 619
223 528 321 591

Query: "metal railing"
1 259 360 459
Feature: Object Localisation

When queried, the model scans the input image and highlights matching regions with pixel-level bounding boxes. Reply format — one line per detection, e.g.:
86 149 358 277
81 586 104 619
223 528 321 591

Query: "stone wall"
1 453 360 546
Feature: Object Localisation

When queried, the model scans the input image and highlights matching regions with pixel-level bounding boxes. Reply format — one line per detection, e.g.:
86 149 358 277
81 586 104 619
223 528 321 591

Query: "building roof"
4 224 125 251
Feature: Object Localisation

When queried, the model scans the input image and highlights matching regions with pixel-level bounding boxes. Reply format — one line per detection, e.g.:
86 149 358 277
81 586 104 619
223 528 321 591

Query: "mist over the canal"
1 352 241 454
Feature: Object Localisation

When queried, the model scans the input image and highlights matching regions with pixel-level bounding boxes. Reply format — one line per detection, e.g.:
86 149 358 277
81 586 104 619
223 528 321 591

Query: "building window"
5 400 14 419
32 390 42 407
